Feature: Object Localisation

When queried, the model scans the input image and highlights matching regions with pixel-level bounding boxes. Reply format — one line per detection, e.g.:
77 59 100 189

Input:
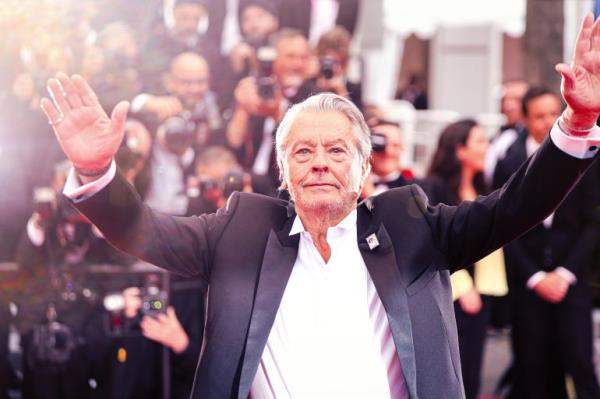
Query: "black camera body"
141 285 168 317
159 113 197 153
320 57 338 80
197 170 245 199
159 93 223 152
30 321 77 367
256 46 277 100
371 132 388 153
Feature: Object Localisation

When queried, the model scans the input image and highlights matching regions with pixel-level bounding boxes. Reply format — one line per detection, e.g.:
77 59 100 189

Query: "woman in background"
420 119 507 399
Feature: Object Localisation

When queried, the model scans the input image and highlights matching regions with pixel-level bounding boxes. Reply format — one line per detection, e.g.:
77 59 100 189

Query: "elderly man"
41 14 600 399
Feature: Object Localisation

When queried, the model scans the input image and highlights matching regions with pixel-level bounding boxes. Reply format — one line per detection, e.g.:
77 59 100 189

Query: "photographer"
131 52 222 139
186 146 275 216
105 275 205 399
315 26 362 110
226 29 312 186
140 0 224 95
229 0 280 79
14 162 134 399
362 120 413 198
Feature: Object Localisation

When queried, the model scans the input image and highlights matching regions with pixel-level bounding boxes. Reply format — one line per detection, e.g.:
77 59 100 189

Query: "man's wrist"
561 107 597 136
75 162 112 178
170 330 189 354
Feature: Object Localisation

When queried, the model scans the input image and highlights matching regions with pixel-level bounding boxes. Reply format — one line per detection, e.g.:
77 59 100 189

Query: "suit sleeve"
562 168 600 277
68 171 236 280
412 135 598 272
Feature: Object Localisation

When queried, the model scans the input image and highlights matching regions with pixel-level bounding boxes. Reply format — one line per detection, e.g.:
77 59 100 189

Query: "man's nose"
311 149 329 172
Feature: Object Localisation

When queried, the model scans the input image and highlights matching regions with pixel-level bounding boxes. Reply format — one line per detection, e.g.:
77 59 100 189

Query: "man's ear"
360 157 372 188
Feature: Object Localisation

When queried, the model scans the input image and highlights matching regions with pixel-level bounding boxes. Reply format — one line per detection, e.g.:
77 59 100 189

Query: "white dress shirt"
250 210 408 399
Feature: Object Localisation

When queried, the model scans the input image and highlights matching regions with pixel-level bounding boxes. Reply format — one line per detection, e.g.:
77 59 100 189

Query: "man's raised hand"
556 13 600 130
40 73 129 175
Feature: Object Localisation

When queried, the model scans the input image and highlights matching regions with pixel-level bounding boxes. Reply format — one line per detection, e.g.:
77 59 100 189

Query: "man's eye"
330 147 345 154
296 148 311 155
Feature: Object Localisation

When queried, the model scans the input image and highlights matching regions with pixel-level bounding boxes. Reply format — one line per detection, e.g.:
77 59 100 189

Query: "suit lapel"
237 216 299 399
357 205 418 399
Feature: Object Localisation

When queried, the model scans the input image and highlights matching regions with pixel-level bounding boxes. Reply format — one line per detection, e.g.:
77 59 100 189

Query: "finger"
71 74 99 106
110 101 130 136
555 63 575 91
56 72 83 109
167 306 176 317
574 12 594 62
592 16 600 51
40 97 62 127
47 78 70 114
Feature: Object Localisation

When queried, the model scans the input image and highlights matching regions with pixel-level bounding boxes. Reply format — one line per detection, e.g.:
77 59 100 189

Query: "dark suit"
70 137 595 399
493 135 600 399
419 174 495 399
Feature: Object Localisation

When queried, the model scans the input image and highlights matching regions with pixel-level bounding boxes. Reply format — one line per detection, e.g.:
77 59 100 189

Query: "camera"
159 113 196 153
319 57 338 80
30 321 77 366
159 93 223 152
141 285 168 317
28 303 79 367
197 170 245 199
33 187 56 222
222 170 245 198
33 187 84 225
371 132 387 153
256 46 277 100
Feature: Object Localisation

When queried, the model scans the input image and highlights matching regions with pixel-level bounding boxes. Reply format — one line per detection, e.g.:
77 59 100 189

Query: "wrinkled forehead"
286 110 356 147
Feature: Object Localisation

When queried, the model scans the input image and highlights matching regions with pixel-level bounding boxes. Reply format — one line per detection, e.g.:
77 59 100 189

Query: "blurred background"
1 0 600 398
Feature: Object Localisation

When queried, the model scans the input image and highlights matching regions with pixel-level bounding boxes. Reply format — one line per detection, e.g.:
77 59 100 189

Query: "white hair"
275 93 372 191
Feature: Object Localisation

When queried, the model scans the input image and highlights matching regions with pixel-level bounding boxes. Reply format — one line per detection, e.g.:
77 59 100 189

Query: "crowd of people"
1 0 600 398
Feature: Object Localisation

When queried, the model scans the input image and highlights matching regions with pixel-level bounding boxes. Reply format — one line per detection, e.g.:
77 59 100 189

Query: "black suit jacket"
70 138 595 399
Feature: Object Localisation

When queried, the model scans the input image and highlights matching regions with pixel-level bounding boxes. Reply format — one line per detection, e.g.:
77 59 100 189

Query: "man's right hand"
533 272 569 303
234 76 283 120
143 95 183 122
40 73 129 175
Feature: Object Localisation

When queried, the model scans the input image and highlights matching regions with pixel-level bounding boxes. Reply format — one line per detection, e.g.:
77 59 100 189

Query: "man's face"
525 94 561 144
285 110 366 216
172 4 207 40
167 58 210 109
241 5 278 43
371 124 403 176
501 81 528 125
274 36 310 91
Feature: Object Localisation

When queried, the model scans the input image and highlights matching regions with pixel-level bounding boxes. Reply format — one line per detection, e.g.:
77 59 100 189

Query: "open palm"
557 13 600 120
40 73 129 171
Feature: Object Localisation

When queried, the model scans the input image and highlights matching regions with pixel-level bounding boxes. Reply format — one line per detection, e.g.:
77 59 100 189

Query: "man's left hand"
557 13 600 130
141 306 189 354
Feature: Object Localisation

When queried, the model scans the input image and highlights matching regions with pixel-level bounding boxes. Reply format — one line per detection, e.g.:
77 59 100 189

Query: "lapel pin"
366 233 380 250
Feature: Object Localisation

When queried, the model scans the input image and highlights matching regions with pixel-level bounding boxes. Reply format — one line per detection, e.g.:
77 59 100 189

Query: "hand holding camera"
140 306 189 354
234 76 283 120
142 95 184 122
